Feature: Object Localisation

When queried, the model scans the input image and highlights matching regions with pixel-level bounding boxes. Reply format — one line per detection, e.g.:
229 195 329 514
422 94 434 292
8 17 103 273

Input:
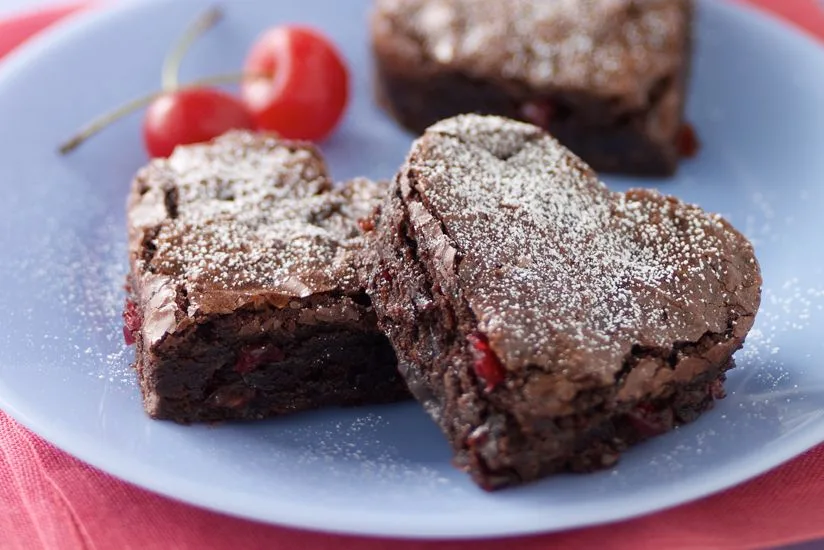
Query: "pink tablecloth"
2 2 824 549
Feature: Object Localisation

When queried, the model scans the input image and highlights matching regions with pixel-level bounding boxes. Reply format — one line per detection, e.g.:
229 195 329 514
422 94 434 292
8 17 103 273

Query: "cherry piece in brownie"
126 131 407 423
371 0 694 176
367 115 761 490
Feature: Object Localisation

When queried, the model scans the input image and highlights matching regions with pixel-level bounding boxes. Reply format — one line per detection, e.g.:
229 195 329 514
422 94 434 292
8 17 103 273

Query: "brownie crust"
367 115 761 489
126 131 407 423
371 0 694 176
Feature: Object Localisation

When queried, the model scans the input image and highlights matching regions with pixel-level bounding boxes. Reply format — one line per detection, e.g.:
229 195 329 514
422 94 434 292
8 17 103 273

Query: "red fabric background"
1 2 823 549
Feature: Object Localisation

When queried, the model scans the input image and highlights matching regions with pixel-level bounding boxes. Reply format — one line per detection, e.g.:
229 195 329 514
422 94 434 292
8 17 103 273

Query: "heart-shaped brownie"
367 114 762 490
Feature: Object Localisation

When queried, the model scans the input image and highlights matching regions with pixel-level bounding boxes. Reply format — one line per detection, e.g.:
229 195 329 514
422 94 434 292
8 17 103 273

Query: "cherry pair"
62 8 349 158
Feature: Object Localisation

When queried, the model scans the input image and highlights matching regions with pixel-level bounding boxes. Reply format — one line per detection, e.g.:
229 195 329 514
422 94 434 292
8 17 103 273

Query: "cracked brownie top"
397 114 761 386
372 0 692 107
127 131 384 318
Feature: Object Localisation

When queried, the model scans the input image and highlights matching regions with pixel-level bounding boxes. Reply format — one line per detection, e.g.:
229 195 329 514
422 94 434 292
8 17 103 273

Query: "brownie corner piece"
371 0 695 176
125 131 406 423
367 114 761 489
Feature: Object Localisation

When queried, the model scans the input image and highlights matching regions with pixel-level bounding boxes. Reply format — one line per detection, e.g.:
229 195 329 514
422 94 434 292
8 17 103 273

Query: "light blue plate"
0 0 823 539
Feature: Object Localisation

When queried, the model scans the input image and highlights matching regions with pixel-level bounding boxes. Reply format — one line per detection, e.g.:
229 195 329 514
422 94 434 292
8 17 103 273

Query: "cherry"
143 7 254 158
59 7 255 158
466 426 489 448
357 217 375 232
467 333 506 392
626 403 671 439
708 378 726 400
521 100 555 129
122 326 135 347
59 13 353 156
378 268 393 284
122 299 141 346
143 89 255 158
234 344 285 374
677 123 700 158
242 26 349 141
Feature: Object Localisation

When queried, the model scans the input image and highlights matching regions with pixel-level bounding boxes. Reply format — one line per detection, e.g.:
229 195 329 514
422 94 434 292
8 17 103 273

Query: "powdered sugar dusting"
409 115 760 376
734 281 824 400
743 281 824 360
288 412 455 491
1 213 135 386
61 224 133 385
374 0 689 103
131 132 383 301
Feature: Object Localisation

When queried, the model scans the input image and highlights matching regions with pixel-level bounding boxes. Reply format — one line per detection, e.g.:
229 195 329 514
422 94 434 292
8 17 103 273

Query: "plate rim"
0 0 823 539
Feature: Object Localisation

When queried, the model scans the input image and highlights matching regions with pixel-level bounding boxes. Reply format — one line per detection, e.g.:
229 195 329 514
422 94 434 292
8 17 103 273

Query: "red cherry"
708 378 726 400
520 100 555 129
379 269 393 284
242 26 349 141
357 217 375 232
626 403 670 439
122 299 141 346
142 88 256 158
677 123 700 158
234 344 285 374
467 333 506 392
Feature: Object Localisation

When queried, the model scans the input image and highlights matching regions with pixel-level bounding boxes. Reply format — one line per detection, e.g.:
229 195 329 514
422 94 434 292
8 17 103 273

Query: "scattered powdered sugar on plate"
743 191 778 247
741 281 824 361
283 411 457 492
734 280 824 397
632 277 824 474
723 188 824 397
2 212 135 387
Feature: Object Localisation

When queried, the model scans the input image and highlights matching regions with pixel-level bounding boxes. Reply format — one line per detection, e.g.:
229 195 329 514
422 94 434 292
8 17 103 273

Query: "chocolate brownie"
125 131 407 423
366 115 761 490
371 0 694 176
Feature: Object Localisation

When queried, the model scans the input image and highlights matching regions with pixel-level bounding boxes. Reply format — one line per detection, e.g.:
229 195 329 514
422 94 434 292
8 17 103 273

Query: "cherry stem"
58 72 248 155
161 6 224 91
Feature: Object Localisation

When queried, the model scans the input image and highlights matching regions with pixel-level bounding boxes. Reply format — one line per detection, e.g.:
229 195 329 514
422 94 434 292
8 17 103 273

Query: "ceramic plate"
1 0 823 538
